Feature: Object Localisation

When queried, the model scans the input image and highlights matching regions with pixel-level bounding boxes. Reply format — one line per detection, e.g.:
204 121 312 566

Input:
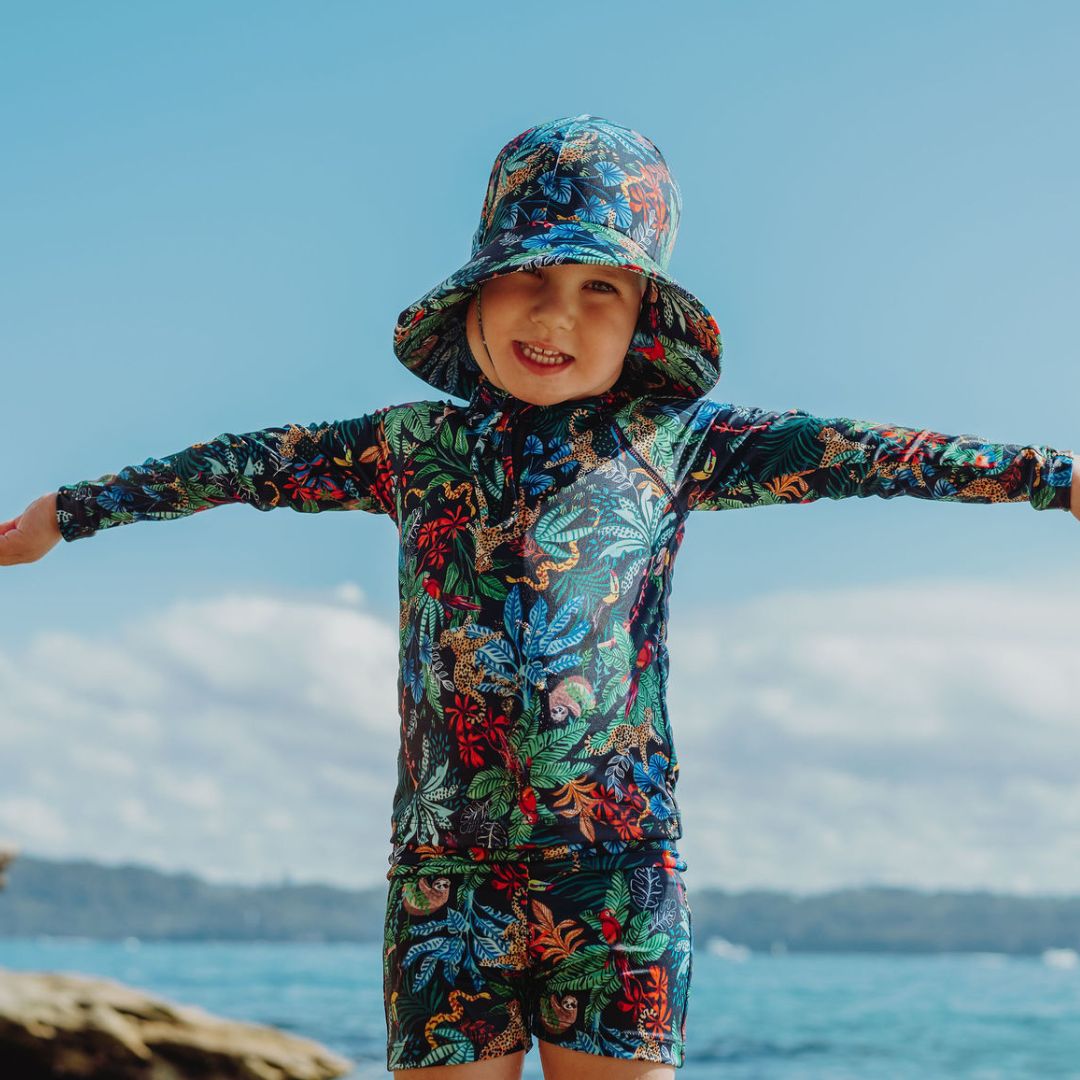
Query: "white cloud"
75 746 139 779
152 772 224 811
665 577 1080 895
116 796 162 834
0 797 70 847
262 809 296 832
2 577 1078 896
0 586 399 889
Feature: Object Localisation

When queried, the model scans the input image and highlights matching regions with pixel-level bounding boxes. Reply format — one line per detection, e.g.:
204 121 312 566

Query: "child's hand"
0 493 63 565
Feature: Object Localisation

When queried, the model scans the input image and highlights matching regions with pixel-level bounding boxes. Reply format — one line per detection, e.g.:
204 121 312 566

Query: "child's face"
465 263 648 405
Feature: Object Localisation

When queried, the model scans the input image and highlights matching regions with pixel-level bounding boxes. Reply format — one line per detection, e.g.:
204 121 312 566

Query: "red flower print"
459 1016 497 1046
446 695 487 766
446 694 480 729
603 785 648 842
437 504 472 537
593 784 647 837
455 723 487 769
485 707 510 742
416 521 441 549
422 537 449 569
518 785 538 824
609 815 646 842
626 164 671 241
616 964 672 1031
617 976 649 1020
592 785 625 823
640 965 673 1036
491 861 528 896
283 462 344 504
374 460 395 503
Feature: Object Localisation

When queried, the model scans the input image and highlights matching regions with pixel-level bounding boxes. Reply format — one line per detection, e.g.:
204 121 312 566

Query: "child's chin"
506 374 601 406
515 387 571 405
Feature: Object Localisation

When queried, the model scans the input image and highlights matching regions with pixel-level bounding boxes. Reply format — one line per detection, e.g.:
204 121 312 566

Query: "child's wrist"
47 492 61 538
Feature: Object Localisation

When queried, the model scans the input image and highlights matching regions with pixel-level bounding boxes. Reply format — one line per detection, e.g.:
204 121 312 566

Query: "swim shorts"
382 842 693 1071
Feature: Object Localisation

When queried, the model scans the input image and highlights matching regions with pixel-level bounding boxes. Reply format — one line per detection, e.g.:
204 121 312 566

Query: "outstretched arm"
676 400 1075 515
51 412 399 542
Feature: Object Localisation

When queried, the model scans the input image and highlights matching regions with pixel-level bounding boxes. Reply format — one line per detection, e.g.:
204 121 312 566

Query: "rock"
0 968 355 1079
0 844 17 891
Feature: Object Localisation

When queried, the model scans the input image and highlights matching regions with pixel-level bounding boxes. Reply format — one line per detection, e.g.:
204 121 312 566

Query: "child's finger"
0 531 27 565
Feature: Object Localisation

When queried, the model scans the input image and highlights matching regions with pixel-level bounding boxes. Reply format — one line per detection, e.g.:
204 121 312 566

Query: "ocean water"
2 938 1080 1078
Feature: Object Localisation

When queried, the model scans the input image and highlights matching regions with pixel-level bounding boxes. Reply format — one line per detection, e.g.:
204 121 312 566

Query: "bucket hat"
392 113 723 402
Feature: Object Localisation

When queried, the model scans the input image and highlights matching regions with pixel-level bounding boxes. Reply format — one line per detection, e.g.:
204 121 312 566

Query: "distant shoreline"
2 854 1080 954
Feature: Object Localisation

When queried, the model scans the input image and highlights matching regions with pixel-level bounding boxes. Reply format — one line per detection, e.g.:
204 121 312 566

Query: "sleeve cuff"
55 484 101 542
1041 450 1075 511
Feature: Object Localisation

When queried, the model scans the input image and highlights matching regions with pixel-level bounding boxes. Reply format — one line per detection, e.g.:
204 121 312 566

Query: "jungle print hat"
392 114 723 402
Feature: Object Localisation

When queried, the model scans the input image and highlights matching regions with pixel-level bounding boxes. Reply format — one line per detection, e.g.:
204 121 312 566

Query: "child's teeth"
521 343 569 364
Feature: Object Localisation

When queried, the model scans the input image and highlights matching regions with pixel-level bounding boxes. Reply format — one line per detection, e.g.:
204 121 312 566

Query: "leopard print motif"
821 425 1033 503
479 881 529 972
632 1013 667 1063
470 487 543 573
818 425 935 491
478 999 528 1059
623 411 658 462
584 707 656 767
544 408 612 476
439 619 516 706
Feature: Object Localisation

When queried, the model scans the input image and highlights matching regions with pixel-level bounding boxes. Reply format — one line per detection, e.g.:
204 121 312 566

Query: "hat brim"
392 219 722 402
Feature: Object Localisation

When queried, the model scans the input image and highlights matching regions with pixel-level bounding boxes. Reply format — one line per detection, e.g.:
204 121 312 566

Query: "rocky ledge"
0 968 354 1079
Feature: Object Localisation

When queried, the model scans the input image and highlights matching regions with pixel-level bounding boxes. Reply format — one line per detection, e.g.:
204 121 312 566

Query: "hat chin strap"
474 289 501 386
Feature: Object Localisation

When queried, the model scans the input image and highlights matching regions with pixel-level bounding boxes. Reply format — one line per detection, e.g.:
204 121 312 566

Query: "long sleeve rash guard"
55 380 1075 875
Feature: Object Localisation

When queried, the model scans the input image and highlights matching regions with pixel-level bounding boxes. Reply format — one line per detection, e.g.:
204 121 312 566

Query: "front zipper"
610 417 679 507
498 404 530 521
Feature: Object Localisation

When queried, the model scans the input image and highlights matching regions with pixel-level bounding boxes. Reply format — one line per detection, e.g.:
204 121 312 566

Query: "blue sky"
2 1 1079 892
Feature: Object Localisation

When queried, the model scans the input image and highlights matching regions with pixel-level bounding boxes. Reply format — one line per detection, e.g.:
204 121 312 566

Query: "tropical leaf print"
529 900 587 962
395 737 457 845
402 898 516 992
629 865 665 911
531 502 597 558
470 585 590 706
551 778 606 842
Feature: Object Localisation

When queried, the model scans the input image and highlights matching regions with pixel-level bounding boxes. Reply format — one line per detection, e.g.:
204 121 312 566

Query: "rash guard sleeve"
677 400 1075 514
55 411 398 542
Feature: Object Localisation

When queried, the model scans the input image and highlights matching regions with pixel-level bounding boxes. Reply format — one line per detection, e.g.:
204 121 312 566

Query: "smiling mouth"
513 341 575 372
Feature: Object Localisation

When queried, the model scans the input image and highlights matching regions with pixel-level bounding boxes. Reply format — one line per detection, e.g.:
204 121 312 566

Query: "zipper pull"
499 404 529 521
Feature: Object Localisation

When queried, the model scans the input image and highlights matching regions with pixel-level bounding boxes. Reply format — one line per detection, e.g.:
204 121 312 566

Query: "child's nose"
530 290 576 326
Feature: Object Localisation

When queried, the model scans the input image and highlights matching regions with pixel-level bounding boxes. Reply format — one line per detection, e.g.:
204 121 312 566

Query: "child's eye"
522 266 617 293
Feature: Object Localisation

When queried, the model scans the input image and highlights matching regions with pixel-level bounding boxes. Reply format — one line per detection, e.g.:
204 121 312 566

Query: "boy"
2 114 1077 1079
